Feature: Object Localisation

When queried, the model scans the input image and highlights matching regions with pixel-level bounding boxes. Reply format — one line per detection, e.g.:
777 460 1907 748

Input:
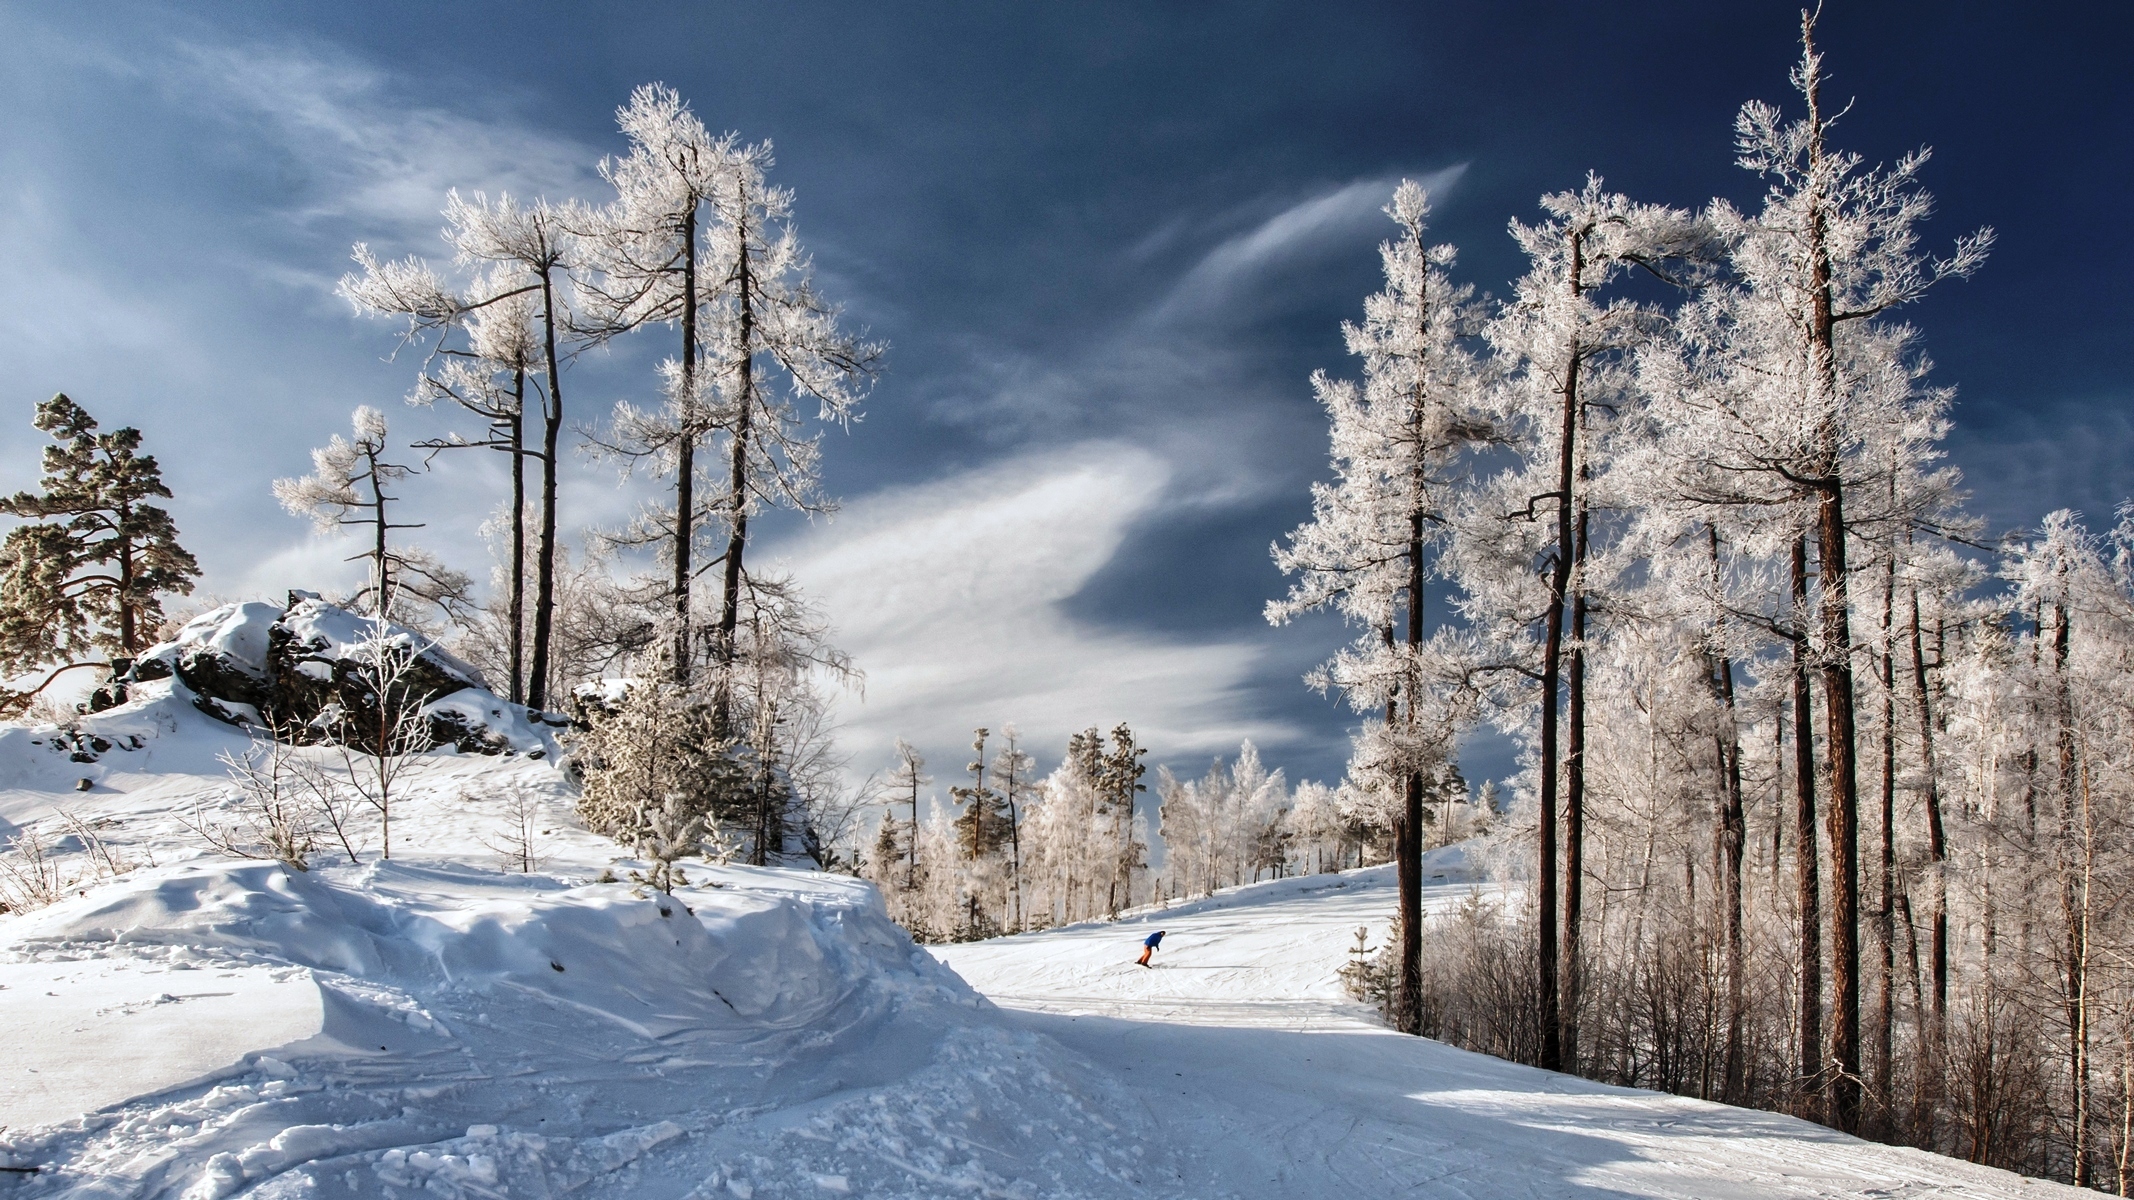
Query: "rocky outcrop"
114 594 553 755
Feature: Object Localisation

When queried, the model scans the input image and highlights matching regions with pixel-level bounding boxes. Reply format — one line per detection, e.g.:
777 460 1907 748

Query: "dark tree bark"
1531 225 1589 1074
1907 586 1947 1051
1873 554 1897 1130
1792 536 1823 1112
1562 502 1587 1070
526 268 565 712
1792 20 1862 1127
508 370 527 705
1813 480 1861 1133
1396 511 1426 1036
712 222 756 736
1711 527 1746 1102
673 216 699 683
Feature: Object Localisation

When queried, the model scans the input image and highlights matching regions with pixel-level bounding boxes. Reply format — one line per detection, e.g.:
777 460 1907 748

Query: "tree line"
1269 11 2132 1188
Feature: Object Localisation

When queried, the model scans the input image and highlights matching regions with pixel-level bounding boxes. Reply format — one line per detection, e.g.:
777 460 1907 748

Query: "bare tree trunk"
713 231 756 736
1564 489 1589 1069
117 505 137 653
1396 513 1425 1036
1792 536 1824 1113
2054 604 2091 1187
1874 554 1897 1131
508 370 526 706
526 268 564 712
1532 231 1586 1073
1801 21 1862 1129
673 216 698 684
1814 480 1862 1133
1908 586 1947 1052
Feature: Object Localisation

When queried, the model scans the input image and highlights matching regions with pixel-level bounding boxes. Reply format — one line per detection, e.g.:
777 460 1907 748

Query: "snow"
0 960 321 1131
0 686 1157 1198
273 593 485 688
0 683 2085 1197
934 853 2089 1199
150 604 280 680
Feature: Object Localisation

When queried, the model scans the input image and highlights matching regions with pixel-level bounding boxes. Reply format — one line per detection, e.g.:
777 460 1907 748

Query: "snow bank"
0 696 1165 1199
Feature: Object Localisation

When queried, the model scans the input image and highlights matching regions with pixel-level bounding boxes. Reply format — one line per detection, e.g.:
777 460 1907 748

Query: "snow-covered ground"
935 856 2087 1199
0 685 1155 1198
0 678 2086 1198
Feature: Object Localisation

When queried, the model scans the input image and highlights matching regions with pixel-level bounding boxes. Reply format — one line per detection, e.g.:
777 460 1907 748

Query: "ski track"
933 861 2086 1199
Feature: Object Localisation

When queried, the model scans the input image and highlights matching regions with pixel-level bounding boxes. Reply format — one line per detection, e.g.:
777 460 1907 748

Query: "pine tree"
1100 723 1148 916
573 675 739 883
0 393 200 707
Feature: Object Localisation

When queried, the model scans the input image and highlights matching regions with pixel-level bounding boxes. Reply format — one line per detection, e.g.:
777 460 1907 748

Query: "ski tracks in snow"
934 862 2087 1199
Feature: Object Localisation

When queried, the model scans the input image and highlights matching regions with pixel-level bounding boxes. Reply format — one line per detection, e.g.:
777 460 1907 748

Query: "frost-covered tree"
722 573 857 864
989 725 1037 930
578 85 742 680
1457 177 1709 1068
573 675 739 883
883 738 928 891
342 221 565 703
1157 741 1290 898
0 393 200 708
686 141 882 733
274 406 469 624
1268 180 1493 1035
1644 12 1989 1129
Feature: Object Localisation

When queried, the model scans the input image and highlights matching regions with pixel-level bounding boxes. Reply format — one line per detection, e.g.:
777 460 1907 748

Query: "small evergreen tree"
573 675 739 888
0 393 201 701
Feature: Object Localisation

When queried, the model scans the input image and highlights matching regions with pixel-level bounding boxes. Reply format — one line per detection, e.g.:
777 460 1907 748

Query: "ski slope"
0 679 2086 1198
934 858 2084 1199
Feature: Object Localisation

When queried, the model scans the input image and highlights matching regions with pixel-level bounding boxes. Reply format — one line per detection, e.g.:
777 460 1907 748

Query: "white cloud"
163 39 604 252
1157 164 1467 321
779 443 1292 779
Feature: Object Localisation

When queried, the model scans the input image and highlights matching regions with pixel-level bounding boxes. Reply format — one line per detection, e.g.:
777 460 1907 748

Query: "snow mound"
0 705 1166 1199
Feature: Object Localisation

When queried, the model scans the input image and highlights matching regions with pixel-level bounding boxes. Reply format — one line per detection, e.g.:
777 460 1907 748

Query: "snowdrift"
0 684 1159 1199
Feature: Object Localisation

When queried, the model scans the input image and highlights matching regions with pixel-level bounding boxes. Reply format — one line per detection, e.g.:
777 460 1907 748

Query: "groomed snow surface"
0 685 2086 1198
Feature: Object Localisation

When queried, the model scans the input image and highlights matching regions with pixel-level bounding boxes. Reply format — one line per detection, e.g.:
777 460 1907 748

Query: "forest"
0 10 2121 1193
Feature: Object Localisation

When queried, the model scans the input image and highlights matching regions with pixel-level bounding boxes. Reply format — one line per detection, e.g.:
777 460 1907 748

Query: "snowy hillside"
0 686 1155 1198
0 680 2088 1198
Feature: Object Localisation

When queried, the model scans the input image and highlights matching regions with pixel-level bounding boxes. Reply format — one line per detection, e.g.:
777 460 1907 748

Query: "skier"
1137 929 1165 967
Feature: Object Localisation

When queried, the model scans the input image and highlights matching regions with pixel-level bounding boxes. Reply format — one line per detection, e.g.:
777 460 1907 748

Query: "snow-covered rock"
111 594 551 757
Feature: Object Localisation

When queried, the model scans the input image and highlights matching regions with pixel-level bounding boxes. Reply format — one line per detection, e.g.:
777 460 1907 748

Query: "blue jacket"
1143 931 1164 948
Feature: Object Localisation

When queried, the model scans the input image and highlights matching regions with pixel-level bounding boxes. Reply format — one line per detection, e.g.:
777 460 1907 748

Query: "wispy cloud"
780 443 1292 780
162 39 603 254
1156 164 1467 323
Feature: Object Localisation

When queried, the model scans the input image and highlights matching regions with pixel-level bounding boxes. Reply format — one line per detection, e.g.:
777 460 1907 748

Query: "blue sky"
1 1 2127 792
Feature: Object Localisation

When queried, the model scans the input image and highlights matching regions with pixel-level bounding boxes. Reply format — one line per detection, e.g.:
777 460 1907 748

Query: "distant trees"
861 724 1427 942
0 393 200 711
